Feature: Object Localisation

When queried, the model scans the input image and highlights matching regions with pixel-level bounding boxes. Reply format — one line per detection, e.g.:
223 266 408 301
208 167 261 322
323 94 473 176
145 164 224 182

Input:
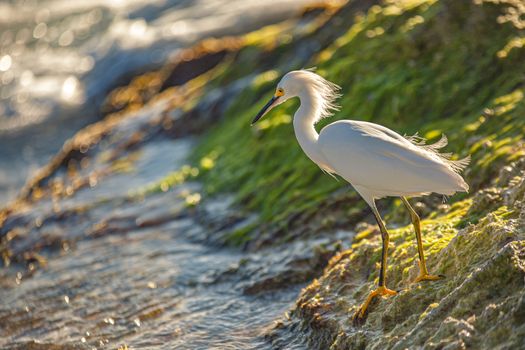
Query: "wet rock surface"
266 153 525 349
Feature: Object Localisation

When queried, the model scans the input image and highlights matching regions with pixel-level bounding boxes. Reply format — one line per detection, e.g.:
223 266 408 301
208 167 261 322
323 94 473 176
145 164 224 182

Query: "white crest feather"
299 69 341 124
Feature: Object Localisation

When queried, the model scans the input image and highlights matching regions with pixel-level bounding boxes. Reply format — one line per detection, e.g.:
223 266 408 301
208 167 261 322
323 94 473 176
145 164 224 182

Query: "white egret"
251 69 469 324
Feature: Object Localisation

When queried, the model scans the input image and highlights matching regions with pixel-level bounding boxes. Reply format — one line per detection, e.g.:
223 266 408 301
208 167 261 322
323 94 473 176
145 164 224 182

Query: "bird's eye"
276 88 284 97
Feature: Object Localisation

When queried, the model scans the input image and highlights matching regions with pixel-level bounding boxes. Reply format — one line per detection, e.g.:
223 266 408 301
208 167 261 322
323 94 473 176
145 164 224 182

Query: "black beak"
251 95 279 125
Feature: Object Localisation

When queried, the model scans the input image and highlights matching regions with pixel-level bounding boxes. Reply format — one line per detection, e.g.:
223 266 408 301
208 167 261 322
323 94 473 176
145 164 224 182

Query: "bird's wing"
353 121 470 173
318 120 468 196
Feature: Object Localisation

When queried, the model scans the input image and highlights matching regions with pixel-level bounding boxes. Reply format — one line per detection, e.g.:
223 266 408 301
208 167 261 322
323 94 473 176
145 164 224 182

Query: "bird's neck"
293 90 330 170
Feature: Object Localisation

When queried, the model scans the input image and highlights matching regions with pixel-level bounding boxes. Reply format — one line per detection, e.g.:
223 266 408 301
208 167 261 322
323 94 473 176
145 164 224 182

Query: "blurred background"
0 0 316 203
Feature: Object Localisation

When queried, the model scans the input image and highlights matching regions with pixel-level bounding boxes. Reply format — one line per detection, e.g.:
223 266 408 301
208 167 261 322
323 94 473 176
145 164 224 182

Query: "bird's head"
251 71 302 125
251 70 340 125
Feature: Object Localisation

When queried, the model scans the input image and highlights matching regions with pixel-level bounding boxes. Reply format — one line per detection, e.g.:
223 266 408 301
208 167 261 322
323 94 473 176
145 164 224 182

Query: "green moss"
130 164 200 197
191 0 525 246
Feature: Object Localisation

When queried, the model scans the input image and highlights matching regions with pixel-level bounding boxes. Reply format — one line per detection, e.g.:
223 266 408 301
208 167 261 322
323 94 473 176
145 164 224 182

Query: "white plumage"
251 69 470 324
319 120 469 205
261 69 470 206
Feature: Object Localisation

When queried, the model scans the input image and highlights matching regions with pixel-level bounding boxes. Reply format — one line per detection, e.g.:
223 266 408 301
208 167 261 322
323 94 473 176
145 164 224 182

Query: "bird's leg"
401 197 444 283
353 204 397 325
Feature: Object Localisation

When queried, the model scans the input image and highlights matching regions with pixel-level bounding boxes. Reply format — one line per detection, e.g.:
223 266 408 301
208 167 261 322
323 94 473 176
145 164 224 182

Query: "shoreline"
0 0 320 204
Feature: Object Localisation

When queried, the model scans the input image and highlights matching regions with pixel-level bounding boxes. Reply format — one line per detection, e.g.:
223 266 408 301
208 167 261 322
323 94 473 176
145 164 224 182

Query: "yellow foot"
414 273 445 283
352 286 397 326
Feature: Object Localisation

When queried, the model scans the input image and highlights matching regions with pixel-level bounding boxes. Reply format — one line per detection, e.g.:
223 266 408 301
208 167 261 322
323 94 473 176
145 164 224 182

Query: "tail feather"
425 134 448 150
405 132 470 175
449 154 471 173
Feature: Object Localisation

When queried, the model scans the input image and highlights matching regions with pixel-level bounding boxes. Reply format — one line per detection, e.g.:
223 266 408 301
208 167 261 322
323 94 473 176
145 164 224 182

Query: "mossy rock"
189 0 525 347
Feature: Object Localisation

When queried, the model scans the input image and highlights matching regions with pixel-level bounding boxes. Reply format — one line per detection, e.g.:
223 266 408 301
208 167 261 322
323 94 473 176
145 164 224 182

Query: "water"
0 214 302 349
0 0 317 203
0 100 344 348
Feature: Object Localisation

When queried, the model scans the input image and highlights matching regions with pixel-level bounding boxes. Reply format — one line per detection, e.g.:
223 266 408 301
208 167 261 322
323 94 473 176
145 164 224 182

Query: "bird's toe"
414 273 445 283
352 308 367 327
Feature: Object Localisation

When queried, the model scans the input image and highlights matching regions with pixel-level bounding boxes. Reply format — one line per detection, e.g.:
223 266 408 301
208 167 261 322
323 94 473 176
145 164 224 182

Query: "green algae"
132 164 200 197
285 186 524 348
191 0 525 247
